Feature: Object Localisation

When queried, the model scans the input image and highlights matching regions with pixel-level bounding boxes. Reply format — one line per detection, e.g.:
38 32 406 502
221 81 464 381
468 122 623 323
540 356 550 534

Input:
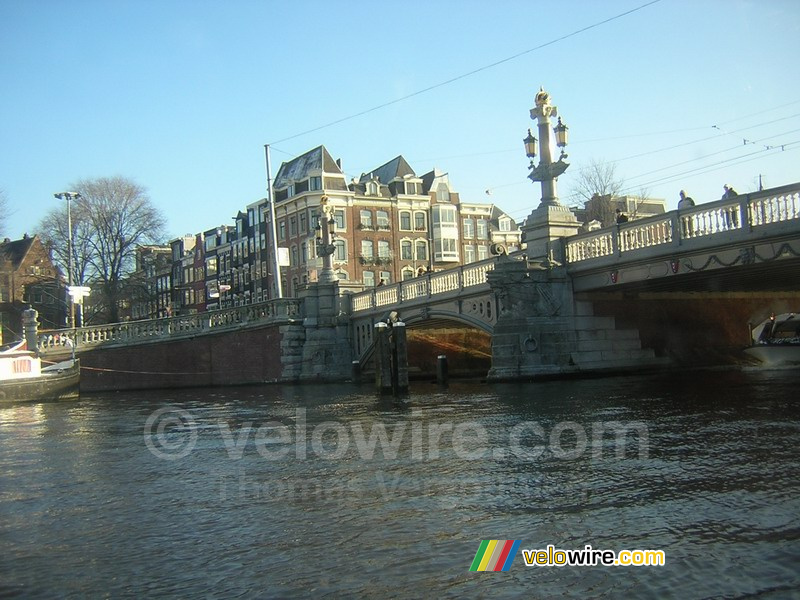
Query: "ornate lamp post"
54 191 82 327
315 196 338 283
520 88 581 261
524 88 570 206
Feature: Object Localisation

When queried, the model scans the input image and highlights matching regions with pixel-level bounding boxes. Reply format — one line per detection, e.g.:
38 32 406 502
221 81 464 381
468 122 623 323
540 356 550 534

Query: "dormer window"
436 183 450 202
367 181 379 196
287 183 295 197
309 176 322 191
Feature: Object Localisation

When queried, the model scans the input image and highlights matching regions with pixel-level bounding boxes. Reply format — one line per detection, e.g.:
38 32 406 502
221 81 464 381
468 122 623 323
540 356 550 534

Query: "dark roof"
420 169 443 194
273 145 342 190
360 156 415 184
0 235 36 270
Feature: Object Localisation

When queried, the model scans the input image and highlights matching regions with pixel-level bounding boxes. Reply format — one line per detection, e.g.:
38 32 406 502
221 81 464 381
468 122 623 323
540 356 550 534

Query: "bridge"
33 182 800 389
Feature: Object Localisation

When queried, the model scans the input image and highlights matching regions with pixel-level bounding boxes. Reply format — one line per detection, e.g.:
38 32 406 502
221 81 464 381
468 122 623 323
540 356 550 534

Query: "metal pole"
68 194 75 329
264 144 283 299
55 192 78 328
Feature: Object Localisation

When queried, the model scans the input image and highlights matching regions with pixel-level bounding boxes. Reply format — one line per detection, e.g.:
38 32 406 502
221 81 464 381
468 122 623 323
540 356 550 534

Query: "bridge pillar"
295 281 354 382
23 308 39 356
521 205 581 261
486 256 660 380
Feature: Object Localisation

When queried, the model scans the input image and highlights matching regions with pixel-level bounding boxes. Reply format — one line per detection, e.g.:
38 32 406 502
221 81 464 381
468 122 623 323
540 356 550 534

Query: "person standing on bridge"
678 190 695 237
722 184 738 200
721 184 739 229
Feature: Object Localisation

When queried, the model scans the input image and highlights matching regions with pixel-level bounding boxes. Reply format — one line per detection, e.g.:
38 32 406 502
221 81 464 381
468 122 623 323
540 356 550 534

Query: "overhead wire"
479 109 800 198
268 0 663 145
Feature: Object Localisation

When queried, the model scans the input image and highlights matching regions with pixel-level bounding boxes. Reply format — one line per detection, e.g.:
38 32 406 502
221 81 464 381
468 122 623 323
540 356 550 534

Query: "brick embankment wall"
78 325 284 392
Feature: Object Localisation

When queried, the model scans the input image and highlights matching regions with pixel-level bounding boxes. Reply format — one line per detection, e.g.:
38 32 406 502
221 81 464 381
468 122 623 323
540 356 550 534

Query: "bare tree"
0 189 9 236
37 176 166 323
629 185 653 219
38 201 95 286
569 159 626 227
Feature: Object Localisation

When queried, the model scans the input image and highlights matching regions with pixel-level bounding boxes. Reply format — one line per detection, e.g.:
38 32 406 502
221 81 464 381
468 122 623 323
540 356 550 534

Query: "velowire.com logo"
469 540 521 572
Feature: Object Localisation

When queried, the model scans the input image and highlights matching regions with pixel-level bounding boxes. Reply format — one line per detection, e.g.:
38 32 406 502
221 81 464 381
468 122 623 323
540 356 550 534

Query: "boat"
744 313 800 367
0 340 80 403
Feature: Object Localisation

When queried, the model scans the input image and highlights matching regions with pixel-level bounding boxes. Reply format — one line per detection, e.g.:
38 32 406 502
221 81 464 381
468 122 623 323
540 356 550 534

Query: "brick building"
0 234 67 342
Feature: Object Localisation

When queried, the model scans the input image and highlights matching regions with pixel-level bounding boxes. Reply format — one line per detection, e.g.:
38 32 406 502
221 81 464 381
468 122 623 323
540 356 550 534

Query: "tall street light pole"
54 191 82 328
264 145 283 299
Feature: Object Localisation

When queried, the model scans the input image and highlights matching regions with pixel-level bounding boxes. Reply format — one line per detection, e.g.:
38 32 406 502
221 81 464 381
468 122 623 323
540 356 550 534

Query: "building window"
309 176 322 191
436 183 450 202
401 240 413 260
380 271 391 284
334 240 347 261
300 212 308 234
289 217 297 237
400 211 412 230
499 217 511 232
463 218 475 238
378 240 390 259
334 210 345 230
478 245 489 260
432 205 456 225
402 268 415 280
464 245 476 263
415 240 428 261
477 219 489 240
363 271 375 287
206 257 218 276
279 220 286 241
414 211 427 231
290 245 298 267
301 242 307 264
361 240 374 258
360 210 373 228
435 238 459 261
376 210 390 229
367 181 378 196
287 184 295 197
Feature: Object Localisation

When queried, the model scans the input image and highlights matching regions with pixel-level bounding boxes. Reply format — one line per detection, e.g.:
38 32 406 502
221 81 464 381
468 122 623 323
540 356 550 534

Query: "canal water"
1 368 798 598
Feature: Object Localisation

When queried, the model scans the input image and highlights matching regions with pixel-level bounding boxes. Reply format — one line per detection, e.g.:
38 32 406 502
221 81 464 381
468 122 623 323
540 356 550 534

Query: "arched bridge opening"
352 310 493 380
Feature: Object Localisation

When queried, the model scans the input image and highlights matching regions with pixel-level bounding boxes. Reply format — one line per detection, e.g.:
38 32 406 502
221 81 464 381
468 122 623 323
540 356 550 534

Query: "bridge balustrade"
565 184 800 265
38 298 302 356
350 258 498 313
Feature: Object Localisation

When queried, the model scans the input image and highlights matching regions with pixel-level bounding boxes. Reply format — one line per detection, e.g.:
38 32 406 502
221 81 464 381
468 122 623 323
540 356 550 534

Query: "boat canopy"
752 313 800 344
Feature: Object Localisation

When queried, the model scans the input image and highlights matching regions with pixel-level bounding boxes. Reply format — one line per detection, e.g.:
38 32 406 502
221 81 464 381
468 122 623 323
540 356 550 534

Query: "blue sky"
2 0 798 241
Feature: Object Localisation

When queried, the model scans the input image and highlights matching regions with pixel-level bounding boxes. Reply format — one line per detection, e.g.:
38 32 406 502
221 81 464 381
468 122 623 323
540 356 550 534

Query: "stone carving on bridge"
460 294 496 327
487 258 565 318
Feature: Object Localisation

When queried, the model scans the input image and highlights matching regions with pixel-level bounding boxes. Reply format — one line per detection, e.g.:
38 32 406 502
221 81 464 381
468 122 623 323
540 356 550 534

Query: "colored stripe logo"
469 540 521 571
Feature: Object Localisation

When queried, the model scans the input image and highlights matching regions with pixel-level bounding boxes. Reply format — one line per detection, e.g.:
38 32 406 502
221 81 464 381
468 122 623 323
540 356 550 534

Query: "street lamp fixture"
554 116 569 149
523 129 538 162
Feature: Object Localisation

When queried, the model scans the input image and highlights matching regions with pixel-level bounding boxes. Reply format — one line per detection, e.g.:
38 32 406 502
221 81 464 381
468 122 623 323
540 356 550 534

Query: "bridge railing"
37 297 302 356
351 257 499 313
565 183 800 265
